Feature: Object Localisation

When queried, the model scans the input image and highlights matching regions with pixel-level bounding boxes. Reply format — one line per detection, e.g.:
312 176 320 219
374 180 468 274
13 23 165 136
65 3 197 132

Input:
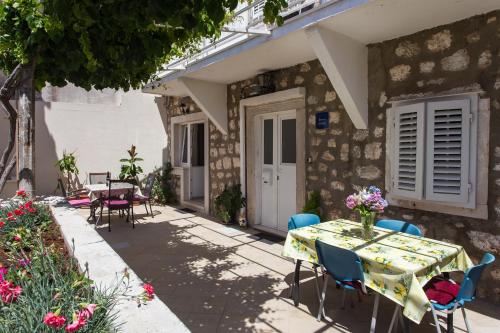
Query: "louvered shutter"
392 103 425 199
425 100 470 203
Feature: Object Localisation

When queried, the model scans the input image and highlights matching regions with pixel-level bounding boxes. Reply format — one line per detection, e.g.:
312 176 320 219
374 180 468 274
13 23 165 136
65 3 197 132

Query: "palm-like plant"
119 145 143 181
55 151 79 191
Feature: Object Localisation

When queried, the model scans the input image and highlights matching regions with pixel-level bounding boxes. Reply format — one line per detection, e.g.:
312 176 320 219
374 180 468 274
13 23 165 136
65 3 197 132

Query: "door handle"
263 181 268 184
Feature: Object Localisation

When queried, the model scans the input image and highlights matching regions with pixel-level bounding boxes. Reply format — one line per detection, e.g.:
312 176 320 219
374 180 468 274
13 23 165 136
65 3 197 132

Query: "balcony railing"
159 0 336 78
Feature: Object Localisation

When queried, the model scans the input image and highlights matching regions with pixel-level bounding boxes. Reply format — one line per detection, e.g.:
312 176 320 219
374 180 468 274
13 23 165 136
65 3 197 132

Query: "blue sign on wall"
315 111 329 129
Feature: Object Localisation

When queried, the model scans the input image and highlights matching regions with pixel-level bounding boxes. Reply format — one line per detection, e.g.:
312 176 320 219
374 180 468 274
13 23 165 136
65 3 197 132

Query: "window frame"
386 93 488 219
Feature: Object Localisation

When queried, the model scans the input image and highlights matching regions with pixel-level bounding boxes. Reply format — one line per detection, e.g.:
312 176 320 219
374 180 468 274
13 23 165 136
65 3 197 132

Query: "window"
180 125 188 165
389 95 479 210
252 1 266 19
263 119 273 165
281 118 296 164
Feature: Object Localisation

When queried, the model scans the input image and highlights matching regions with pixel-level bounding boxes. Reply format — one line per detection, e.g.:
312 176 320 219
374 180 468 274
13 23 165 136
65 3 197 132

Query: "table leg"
292 260 302 306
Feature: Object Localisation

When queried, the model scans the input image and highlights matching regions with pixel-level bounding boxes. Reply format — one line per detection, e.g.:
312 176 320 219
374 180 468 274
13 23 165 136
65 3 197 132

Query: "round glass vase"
360 212 376 240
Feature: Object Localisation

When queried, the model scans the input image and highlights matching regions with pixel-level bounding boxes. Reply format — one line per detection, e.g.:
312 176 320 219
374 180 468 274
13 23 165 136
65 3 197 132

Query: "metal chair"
58 178 99 221
376 219 422 236
425 253 495 333
89 172 109 185
288 214 321 306
99 179 135 232
134 173 155 217
315 240 380 332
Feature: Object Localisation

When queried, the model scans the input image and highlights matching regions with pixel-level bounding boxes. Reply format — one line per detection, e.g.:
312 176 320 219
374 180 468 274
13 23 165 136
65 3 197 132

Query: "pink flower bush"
43 312 67 328
345 186 388 216
0 280 22 303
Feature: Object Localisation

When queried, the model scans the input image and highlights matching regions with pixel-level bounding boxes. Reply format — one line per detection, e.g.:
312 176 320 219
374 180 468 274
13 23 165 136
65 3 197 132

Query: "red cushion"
104 199 129 207
424 279 460 305
68 198 91 207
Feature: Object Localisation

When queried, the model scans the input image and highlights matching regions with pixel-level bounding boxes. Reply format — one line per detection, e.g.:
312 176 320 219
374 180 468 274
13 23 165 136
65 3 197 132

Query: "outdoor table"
84 182 137 200
84 183 138 225
282 219 473 325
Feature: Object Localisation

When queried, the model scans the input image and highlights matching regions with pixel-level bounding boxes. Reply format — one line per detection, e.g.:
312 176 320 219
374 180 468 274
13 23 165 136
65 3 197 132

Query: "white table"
84 183 136 200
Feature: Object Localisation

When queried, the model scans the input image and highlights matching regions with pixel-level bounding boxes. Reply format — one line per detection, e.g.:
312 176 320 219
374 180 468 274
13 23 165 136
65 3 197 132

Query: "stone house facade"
163 11 500 303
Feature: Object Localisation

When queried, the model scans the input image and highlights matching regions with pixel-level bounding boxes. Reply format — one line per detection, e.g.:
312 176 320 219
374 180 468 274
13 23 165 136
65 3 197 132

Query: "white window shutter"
425 99 471 203
392 103 425 199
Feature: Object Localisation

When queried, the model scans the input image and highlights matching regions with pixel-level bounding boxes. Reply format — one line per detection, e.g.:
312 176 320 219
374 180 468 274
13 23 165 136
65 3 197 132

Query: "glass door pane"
263 118 274 165
281 118 296 164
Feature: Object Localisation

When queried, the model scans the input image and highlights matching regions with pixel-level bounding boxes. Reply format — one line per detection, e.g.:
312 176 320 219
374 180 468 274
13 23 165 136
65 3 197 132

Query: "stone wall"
164 10 500 303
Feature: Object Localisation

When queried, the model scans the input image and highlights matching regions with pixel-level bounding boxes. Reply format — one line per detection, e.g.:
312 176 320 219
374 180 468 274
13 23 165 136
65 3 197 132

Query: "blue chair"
425 253 495 333
288 214 321 306
315 240 380 332
376 219 422 236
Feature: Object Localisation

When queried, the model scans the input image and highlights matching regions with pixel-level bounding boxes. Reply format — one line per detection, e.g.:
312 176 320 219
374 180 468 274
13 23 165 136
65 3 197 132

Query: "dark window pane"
191 123 205 166
181 125 188 164
281 119 296 164
263 119 273 165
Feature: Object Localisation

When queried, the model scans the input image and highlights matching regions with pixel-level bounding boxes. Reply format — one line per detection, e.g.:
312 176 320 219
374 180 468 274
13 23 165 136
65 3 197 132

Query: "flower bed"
0 191 118 332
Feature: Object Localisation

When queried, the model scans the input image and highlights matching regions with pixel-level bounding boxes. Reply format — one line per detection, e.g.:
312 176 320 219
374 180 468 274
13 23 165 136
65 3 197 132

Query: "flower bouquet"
345 186 388 239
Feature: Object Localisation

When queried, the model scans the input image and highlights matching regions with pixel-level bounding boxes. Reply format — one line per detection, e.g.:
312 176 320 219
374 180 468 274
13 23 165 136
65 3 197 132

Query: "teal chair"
315 240 380 332
425 253 495 333
288 214 321 306
376 219 422 236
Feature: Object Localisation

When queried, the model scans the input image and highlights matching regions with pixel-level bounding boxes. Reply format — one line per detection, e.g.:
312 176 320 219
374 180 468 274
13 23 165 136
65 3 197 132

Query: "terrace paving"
79 205 500 333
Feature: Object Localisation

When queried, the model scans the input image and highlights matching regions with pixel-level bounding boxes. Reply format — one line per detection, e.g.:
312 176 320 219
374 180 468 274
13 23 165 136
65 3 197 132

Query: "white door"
258 111 297 232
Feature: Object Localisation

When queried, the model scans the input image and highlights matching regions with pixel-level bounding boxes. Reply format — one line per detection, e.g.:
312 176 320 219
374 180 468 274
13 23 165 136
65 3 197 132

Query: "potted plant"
55 151 79 192
119 145 143 183
302 190 323 220
345 186 388 239
214 184 246 224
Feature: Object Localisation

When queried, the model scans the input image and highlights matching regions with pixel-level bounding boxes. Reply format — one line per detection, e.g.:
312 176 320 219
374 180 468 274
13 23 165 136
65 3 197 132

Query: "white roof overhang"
144 0 499 130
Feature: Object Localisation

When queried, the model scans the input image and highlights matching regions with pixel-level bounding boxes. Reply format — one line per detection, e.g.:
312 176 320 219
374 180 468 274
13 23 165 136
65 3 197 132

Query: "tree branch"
0 63 24 102
0 157 16 193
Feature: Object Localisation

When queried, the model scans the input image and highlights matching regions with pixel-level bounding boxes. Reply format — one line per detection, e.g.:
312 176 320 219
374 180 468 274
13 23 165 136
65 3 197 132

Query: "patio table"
84 182 137 200
282 219 473 324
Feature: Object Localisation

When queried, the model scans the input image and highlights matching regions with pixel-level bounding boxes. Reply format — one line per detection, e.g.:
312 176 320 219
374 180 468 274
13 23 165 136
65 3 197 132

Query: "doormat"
178 208 196 213
255 232 284 243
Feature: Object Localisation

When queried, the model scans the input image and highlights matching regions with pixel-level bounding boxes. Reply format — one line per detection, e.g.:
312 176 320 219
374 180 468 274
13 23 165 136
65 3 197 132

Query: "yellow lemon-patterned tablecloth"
282 219 473 324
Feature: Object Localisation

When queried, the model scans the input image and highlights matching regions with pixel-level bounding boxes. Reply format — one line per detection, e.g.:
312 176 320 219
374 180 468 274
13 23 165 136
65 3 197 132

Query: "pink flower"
18 259 31 267
13 234 22 242
16 190 27 198
65 319 85 333
43 312 66 328
143 283 155 300
0 280 22 303
78 303 97 320
14 209 24 216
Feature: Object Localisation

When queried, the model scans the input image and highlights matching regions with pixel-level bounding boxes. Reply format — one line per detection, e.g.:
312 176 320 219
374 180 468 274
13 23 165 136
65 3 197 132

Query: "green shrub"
150 163 177 205
302 190 323 221
214 184 246 224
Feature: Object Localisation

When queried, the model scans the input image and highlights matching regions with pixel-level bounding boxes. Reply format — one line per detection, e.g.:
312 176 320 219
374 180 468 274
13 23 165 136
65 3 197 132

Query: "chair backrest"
106 179 134 202
89 172 110 185
288 213 320 230
375 219 422 236
456 253 495 302
315 240 365 284
142 173 156 197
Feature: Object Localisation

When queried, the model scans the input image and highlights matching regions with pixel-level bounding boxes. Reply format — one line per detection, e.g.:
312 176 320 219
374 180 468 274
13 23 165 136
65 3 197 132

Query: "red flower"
6 212 15 221
0 221 4 228
143 283 155 300
14 209 24 216
16 190 26 198
13 234 22 242
43 312 66 328
0 280 22 303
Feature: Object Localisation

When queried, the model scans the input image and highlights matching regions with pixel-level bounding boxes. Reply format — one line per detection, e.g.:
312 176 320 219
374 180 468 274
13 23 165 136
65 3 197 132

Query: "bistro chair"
288 214 321 306
376 219 422 236
58 178 98 221
315 240 380 332
89 172 109 185
99 179 135 232
424 253 495 333
134 173 155 217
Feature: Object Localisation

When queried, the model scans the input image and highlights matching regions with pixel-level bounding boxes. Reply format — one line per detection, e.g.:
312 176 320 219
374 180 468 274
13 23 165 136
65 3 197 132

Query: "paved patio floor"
79 205 500 333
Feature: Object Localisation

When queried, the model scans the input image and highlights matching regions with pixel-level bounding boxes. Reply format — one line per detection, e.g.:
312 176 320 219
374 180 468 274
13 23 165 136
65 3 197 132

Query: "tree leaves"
0 0 288 91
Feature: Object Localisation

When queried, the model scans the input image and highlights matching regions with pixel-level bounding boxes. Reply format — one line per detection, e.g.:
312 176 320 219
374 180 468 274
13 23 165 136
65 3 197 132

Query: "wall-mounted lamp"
179 102 189 114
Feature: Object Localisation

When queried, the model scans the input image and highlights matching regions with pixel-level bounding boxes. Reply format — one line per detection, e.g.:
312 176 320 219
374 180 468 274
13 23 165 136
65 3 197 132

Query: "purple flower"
18 259 31 268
